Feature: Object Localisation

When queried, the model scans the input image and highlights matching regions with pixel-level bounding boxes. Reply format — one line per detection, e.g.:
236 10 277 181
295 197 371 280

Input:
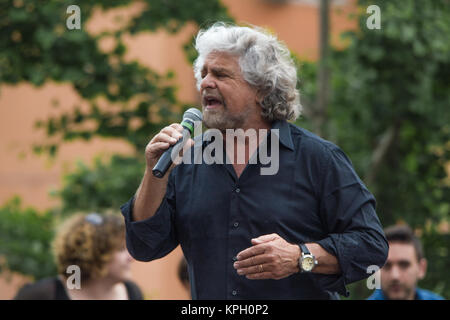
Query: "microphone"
152 108 203 178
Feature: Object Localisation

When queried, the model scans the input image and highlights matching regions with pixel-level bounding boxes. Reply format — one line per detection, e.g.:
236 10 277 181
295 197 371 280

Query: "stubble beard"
385 281 414 300
203 102 250 132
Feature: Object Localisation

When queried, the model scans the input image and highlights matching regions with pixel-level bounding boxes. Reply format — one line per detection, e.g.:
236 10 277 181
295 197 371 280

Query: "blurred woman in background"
14 213 143 300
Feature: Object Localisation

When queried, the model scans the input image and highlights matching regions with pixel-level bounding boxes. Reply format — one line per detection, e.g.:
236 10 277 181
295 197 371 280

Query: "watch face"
302 256 315 272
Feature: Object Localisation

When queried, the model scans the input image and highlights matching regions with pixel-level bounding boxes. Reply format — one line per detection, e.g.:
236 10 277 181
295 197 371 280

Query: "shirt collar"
200 120 295 151
271 120 295 151
372 288 430 300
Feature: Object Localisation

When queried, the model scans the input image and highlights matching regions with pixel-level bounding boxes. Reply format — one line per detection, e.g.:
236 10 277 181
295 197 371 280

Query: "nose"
390 265 401 280
200 73 217 91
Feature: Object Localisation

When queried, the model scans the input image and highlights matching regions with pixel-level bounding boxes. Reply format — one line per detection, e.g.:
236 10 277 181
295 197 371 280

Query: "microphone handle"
152 127 191 178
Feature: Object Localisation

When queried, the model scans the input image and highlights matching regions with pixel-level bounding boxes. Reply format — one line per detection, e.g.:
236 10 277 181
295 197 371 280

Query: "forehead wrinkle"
205 51 239 66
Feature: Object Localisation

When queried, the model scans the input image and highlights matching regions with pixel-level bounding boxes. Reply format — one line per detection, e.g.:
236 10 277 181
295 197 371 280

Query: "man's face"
199 51 261 131
380 242 427 300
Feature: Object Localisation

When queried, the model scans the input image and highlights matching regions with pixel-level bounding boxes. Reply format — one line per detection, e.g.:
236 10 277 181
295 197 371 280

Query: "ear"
418 258 427 280
255 92 262 105
255 88 267 106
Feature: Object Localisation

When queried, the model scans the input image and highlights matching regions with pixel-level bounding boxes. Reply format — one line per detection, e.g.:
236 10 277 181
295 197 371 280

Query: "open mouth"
203 95 223 109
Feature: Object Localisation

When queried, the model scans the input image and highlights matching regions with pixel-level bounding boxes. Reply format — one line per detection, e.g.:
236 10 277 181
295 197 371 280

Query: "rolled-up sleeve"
120 171 179 262
314 146 389 297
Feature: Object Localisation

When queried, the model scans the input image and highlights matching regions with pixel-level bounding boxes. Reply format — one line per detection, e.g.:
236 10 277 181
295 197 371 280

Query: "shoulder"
124 280 144 300
288 123 355 173
366 289 386 300
416 288 445 300
289 123 344 160
13 277 59 300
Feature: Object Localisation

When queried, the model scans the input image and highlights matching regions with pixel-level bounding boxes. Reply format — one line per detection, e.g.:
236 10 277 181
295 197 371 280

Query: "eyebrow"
212 67 230 73
201 66 232 75
386 259 412 265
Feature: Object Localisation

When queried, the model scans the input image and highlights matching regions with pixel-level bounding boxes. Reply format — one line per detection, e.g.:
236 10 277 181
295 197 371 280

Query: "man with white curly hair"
121 23 388 300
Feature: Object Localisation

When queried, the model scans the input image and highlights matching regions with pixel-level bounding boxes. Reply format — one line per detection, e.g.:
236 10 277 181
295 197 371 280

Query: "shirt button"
232 256 238 262
232 290 237 296
233 222 239 228
235 188 240 193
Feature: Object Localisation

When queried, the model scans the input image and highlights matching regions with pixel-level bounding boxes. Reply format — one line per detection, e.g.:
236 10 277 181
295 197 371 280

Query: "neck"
407 288 417 300
221 118 272 142
83 277 118 296
65 275 121 300
222 118 272 167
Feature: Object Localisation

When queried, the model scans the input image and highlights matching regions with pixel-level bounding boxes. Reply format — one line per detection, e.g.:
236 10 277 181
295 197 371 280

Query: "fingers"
236 233 279 260
154 126 183 144
169 123 184 133
236 243 267 261
146 141 170 153
172 138 195 165
234 233 294 280
162 125 184 139
234 254 267 270
145 123 187 165
234 254 272 272
251 233 279 245
151 133 177 145
246 271 274 280
234 255 280 280
237 265 268 277
149 125 182 148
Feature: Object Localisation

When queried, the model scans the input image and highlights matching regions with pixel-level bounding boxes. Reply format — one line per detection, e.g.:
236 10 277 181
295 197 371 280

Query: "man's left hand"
234 233 301 280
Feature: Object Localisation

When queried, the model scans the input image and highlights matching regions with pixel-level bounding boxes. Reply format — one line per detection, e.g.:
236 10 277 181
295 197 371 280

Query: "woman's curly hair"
194 22 302 122
52 213 125 283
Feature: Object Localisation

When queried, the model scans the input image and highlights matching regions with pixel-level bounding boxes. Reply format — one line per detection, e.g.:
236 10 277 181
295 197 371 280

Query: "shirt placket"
226 179 242 299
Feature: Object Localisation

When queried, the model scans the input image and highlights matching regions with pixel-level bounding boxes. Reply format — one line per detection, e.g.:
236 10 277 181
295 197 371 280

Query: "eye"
398 261 411 270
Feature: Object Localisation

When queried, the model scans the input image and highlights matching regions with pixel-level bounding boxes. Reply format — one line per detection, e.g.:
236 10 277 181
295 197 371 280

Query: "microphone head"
183 108 203 122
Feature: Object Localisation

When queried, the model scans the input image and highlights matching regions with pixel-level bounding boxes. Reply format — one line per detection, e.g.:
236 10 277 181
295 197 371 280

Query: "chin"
122 271 132 281
386 291 408 300
203 115 225 130
113 270 132 283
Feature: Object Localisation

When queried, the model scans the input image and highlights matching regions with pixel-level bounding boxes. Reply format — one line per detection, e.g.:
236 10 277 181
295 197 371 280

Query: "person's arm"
234 145 388 297
132 123 185 222
304 242 340 274
312 146 388 295
120 123 193 262
233 234 340 280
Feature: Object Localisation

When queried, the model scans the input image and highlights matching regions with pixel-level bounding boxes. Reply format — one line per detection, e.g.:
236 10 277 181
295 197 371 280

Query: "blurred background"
0 0 448 300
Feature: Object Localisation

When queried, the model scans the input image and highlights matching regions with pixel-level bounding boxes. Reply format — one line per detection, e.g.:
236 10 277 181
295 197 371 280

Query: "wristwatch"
298 243 318 272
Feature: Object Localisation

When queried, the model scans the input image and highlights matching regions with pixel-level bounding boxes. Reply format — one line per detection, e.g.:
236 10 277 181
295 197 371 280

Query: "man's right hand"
144 123 192 170
133 123 194 222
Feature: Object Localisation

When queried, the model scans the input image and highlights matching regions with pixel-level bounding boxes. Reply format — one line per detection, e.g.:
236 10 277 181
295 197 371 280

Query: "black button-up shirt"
120 120 388 299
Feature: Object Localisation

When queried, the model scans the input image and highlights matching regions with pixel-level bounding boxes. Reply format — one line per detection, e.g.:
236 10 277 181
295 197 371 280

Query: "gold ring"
259 264 264 272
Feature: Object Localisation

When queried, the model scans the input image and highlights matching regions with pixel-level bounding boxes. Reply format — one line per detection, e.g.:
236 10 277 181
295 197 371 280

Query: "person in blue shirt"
367 224 444 300
121 22 389 299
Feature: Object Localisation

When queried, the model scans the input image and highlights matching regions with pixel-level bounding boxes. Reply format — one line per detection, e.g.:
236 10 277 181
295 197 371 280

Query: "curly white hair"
193 22 302 121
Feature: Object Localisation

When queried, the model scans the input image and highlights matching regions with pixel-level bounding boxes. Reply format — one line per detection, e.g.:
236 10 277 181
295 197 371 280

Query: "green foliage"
420 227 450 298
0 197 57 280
1 0 233 154
294 0 450 299
55 155 145 214
305 0 450 299
1 0 448 299
0 0 232 281
126 0 232 34
326 0 450 228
